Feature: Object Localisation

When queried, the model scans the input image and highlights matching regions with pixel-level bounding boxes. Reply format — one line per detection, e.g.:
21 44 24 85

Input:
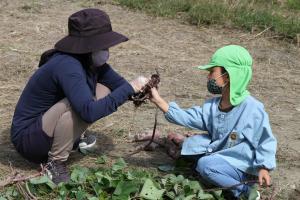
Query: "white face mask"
91 50 109 67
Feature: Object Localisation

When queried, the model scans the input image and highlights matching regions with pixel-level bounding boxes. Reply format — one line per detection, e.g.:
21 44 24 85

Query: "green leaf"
126 171 134 180
248 185 259 200
174 194 186 200
167 174 185 184
96 155 108 164
183 180 202 194
184 194 196 200
211 190 223 200
187 180 201 190
128 169 151 181
5 187 19 198
58 184 68 199
95 172 113 188
29 175 50 184
88 197 99 200
75 189 87 200
165 191 175 199
158 164 175 172
98 191 110 199
91 182 102 196
174 183 180 195
140 179 165 200
29 175 56 189
113 180 139 199
112 158 127 173
71 166 90 183
174 175 185 184
198 191 214 199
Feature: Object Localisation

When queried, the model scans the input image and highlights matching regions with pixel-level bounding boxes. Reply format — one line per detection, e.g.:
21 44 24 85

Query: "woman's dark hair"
38 49 57 67
38 49 92 70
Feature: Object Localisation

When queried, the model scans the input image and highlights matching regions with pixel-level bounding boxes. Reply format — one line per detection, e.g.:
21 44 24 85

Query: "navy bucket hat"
55 8 128 54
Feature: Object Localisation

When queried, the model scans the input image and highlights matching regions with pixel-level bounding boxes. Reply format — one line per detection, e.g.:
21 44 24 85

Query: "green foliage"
149 0 192 17
187 2 229 26
1 157 258 199
116 0 300 42
287 0 300 10
96 155 108 164
117 0 192 17
71 166 92 183
29 175 56 190
247 185 260 200
0 156 264 200
112 180 139 199
117 0 150 10
233 7 300 38
140 179 165 200
0 187 21 199
111 158 127 173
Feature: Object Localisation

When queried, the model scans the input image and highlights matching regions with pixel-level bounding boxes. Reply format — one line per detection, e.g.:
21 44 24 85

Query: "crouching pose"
11 9 148 184
149 45 277 199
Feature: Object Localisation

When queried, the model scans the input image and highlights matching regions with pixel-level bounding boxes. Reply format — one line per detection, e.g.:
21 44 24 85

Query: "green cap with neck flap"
198 45 253 106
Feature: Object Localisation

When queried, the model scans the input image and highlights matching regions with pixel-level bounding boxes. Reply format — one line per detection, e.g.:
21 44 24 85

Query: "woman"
11 8 147 184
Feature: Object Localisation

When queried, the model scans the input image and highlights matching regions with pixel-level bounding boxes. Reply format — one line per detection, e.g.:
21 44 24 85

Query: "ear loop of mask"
216 72 229 87
207 72 229 94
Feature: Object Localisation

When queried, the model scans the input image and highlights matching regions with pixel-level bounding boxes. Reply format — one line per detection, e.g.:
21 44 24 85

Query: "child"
150 45 277 199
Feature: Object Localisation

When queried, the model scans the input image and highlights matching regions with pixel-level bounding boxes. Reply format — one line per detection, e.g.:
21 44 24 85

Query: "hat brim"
54 31 128 54
196 64 215 70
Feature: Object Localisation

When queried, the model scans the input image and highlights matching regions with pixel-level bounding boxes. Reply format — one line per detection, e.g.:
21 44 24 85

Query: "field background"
0 0 299 199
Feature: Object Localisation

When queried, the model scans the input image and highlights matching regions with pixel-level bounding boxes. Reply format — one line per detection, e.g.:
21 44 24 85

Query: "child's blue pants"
195 154 255 197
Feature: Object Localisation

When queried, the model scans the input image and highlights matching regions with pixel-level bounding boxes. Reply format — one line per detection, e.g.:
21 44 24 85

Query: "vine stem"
128 108 159 156
143 108 158 149
0 164 45 188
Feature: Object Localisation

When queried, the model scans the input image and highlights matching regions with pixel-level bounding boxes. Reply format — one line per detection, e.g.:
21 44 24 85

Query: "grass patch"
187 1 229 26
233 5 300 39
117 0 192 17
287 0 300 10
116 0 300 42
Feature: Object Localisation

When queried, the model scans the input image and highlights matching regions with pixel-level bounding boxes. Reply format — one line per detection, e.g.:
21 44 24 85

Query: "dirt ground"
0 0 299 199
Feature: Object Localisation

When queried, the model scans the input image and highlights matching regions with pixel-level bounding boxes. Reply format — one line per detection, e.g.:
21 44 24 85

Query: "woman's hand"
130 76 149 93
258 168 271 186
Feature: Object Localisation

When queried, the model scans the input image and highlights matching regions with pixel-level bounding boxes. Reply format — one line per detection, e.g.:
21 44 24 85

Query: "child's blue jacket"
165 96 277 175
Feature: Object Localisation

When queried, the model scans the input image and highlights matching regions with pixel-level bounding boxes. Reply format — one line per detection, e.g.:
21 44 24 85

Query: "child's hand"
150 87 169 113
258 168 271 186
149 87 161 104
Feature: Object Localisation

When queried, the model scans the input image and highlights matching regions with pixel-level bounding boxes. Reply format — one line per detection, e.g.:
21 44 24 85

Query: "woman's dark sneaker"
72 134 97 154
45 160 70 185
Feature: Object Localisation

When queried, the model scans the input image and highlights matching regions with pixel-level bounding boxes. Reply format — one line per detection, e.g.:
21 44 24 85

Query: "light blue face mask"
91 50 109 67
